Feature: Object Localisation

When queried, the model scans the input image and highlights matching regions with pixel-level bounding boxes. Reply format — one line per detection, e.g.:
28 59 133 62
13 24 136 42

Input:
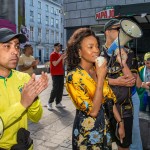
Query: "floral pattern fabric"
66 66 116 150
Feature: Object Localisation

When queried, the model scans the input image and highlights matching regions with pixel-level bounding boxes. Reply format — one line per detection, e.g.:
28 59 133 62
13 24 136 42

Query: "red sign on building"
95 8 115 20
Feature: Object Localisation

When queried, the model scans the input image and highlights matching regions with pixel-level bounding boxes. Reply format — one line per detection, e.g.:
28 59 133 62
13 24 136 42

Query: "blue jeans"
130 92 143 150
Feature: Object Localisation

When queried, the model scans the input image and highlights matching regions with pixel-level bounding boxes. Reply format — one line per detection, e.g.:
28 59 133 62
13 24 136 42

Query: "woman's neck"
79 62 94 74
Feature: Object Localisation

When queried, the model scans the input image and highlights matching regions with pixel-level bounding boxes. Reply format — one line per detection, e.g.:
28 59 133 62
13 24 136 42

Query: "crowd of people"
0 17 150 150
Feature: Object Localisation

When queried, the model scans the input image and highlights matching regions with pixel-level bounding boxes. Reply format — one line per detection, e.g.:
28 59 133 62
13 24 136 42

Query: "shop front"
92 3 150 55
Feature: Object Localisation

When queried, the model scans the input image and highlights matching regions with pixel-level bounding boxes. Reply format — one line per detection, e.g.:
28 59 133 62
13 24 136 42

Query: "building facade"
25 0 64 63
64 0 150 56
0 0 64 64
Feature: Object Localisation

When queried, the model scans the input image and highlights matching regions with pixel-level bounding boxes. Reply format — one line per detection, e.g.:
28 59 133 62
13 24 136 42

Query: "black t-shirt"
101 46 138 118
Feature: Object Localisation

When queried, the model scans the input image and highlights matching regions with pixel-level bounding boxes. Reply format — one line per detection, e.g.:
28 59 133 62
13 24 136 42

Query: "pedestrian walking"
47 43 66 110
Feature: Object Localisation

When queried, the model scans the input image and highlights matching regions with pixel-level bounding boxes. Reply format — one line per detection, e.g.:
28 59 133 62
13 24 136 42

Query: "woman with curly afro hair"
65 28 125 150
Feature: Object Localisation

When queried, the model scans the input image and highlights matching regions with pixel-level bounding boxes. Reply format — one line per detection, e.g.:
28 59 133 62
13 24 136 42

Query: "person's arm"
116 48 134 78
136 73 150 89
108 75 135 87
0 73 48 137
52 53 66 66
89 77 105 117
103 81 125 143
27 97 43 123
18 60 38 71
108 49 135 87
27 72 48 122
113 105 125 143
66 59 107 118
32 59 39 69
0 101 27 139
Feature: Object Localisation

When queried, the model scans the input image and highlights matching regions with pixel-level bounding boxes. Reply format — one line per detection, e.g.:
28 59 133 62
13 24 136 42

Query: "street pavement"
29 74 119 150
29 74 75 150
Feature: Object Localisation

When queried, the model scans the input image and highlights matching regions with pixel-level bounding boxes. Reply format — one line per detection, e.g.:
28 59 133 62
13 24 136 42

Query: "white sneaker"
47 103 53 111
56 103 66 108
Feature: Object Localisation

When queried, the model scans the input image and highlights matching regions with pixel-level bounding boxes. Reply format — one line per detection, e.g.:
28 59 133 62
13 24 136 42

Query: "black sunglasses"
108 27 120 31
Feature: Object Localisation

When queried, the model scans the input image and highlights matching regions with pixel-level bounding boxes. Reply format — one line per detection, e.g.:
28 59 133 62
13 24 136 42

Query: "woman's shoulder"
66 67 83 82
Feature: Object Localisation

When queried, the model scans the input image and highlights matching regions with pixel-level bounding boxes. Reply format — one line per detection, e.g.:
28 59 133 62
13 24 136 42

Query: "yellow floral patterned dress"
66 66 116 150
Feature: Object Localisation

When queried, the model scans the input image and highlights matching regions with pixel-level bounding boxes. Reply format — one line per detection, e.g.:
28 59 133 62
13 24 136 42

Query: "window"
51 18 54 27
30 10 34 22
46 29 49 42
30 26 34 41
45 48 49 60
46 16 49 25
56 19 59 28
51 7 54 14
38 1 41 9
51 30 54 43
30 0 33 6
37 13 41 24
38 28 42 42
55 32 59 42
56 9 59 15
46 4 49 12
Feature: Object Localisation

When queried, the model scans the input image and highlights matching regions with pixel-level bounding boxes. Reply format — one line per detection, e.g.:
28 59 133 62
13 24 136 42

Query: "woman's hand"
95 56 107 80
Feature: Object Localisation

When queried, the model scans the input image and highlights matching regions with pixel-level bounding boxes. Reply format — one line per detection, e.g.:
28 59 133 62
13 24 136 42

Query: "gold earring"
79 55 81 58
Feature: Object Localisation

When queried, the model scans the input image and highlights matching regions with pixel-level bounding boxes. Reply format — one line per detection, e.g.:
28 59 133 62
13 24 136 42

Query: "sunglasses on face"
108 27 120 31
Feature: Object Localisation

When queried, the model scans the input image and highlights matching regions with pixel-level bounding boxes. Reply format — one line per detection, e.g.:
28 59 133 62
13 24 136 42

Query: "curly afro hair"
66 28 100 71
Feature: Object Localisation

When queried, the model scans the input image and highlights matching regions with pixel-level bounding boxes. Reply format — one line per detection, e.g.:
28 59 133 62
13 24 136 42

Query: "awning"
114 3 150 24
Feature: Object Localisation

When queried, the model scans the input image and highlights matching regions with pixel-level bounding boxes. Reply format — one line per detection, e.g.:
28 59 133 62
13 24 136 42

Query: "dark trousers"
48 75 64 105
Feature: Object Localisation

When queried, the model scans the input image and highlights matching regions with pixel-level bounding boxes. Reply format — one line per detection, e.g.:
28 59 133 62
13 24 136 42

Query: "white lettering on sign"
95 9 114 20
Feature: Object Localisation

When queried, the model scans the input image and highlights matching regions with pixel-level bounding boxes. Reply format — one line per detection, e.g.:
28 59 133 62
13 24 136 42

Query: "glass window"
55 32 59 42
46 16 49 25
30 26 34 41
46 4 49 12
46 29 49 42
38 1 41 9
56 9 59 15
51 18 54 27
30 10 34 22
38 28 42 42
37 13 41 24
56 19 59 28
30 0 33 6
51 7 54 14
45 48 49 60
51 30 54 43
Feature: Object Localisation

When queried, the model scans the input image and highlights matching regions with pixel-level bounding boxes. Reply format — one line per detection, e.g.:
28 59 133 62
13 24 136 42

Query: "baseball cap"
104 19 120 31
0 28 26 43
54 43 60 47
24 44 32 48
144 52 150 61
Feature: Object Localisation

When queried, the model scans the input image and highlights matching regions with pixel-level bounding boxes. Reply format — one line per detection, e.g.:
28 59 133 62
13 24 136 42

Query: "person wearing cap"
101 19 139 150
0 28 48 149
18 44 39 76
137 52 150 112
47 42 66 110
